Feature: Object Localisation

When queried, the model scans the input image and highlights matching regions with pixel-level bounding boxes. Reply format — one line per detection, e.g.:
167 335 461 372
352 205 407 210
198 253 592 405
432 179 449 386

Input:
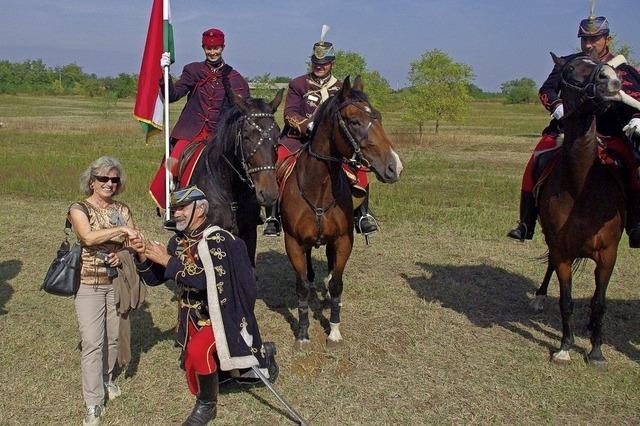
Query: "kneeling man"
133 185 277 426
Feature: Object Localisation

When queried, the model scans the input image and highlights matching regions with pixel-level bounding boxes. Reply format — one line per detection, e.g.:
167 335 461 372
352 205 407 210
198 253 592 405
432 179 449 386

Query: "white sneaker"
82 405 104 426
106 383 122 401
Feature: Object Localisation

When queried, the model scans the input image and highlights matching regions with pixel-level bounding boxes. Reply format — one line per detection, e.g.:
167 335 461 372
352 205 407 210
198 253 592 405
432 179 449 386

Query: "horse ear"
232 92 249 112
270 88 284 111
353 75 364 91
340 75 352 99
550 52 566 67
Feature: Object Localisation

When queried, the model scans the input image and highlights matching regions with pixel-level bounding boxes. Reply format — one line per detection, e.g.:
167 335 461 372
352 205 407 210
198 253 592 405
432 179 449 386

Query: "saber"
250 366 309 426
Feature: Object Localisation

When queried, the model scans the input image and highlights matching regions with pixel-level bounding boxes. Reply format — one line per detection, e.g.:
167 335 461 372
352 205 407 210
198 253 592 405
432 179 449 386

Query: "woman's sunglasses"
93 175 121 184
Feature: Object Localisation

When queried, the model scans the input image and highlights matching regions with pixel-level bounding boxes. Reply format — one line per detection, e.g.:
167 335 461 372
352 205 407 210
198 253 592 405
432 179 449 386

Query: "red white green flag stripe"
133 0 174 139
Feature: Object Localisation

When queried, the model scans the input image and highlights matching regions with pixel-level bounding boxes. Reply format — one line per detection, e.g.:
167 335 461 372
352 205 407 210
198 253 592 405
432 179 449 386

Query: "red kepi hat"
202 28 225 47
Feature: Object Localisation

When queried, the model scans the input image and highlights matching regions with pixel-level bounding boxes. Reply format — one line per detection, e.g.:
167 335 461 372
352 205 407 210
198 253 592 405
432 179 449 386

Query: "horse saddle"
168 140 207 188
532 136 625 201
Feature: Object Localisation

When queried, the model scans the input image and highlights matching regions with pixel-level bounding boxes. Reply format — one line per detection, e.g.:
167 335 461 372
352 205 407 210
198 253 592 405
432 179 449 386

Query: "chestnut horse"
280 76 403 346
191 89 284 265
535 54 626 366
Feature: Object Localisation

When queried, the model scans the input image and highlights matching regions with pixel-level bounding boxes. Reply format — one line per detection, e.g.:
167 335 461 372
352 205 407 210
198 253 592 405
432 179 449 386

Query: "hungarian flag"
133 0 174 140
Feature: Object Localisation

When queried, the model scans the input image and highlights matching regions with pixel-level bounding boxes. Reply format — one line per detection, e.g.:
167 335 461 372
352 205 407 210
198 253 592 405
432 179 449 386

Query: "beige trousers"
74 284 119 406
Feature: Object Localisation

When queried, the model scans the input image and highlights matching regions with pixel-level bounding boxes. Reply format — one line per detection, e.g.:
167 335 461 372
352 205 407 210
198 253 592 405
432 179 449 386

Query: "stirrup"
356 214 380 246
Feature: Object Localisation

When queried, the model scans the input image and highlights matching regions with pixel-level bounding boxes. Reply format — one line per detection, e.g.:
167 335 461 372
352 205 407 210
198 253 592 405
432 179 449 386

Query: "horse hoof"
550 350 571 364
326 337 343 348
294 339 310 351
586 354 607 370
530 295 546 312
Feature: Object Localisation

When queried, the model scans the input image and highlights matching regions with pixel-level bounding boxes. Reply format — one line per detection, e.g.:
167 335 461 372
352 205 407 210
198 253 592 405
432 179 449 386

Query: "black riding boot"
507 191 537 241
263 205 281 236
626 190 640 248
354 191 379 234
182 373 218 426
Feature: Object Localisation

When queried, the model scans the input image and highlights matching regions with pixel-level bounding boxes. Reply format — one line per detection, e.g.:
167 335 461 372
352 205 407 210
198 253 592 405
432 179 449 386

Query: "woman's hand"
128 232 148 262
145 241 171 267
106 252 121 268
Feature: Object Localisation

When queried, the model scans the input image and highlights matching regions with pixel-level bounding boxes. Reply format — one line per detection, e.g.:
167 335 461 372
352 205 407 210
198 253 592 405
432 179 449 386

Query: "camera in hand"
96 251 118 279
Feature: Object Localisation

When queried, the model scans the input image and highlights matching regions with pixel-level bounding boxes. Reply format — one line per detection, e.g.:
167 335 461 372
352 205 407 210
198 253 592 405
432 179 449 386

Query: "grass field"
1 94 639 425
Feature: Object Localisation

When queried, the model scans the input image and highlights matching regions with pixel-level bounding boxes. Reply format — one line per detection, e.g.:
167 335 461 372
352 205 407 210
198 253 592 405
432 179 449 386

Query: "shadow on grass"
118 302 175 379
404 262 640 363
256 249 331 339
0 259 22 316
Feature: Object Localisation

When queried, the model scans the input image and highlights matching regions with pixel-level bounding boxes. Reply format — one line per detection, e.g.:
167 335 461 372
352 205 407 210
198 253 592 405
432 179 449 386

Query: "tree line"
2 35 634 136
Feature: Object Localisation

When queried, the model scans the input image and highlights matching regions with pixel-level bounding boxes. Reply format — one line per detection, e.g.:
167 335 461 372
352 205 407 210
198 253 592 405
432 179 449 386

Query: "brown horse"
280 76 403 346
535 54 626 366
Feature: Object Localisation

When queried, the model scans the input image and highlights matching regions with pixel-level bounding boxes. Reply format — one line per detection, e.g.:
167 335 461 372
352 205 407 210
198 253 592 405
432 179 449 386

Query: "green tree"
330 50 392 108
500 77 537 104
404 49 474 136
608 33 638 66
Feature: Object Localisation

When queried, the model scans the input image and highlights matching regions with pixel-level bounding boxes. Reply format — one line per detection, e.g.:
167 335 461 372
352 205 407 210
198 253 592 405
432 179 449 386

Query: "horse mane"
308 88 370 141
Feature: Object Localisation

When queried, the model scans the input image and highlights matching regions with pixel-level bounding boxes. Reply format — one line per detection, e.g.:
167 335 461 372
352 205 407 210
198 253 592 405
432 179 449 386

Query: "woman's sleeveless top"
72 200 132 285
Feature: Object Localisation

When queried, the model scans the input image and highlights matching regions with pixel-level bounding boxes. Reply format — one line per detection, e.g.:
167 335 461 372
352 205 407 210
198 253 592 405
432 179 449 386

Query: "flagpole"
163 64 171 221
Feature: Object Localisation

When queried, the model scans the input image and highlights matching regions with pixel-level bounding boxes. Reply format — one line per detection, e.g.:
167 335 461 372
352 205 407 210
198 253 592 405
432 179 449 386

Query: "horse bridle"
301 98 379 246
308 99 378 169
561 58 607 100
222 112 277 189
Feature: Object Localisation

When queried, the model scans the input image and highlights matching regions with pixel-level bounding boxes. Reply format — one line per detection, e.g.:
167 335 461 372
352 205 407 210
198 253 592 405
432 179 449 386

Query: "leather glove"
160 52 171 68
552 104 564 121
623 117 640 139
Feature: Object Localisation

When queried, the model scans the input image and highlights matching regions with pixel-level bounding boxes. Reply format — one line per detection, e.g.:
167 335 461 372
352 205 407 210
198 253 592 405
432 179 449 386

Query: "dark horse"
191 89 284 265
280 76 403 345
534 54 628 366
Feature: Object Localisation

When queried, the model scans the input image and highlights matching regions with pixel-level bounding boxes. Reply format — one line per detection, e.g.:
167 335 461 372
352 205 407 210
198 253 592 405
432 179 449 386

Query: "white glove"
306 121 314 133
160 52 171 68
552 104 564 120
623 117 640 139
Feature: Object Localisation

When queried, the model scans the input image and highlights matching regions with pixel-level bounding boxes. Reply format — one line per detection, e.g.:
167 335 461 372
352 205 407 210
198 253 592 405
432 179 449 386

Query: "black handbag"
41 210 84 296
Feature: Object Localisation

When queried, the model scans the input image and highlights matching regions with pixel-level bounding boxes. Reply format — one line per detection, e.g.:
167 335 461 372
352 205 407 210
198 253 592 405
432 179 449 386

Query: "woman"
68 156 139 426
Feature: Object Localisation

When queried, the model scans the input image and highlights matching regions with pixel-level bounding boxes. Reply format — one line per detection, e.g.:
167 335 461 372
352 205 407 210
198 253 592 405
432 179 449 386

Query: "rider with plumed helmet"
264 25 380 237
507 10 640 246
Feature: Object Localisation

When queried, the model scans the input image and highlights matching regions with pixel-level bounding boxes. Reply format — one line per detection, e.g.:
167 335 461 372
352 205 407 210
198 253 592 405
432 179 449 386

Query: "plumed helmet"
578 15 610 37
202 28 225 47
170 185 207 208
310 24 335 64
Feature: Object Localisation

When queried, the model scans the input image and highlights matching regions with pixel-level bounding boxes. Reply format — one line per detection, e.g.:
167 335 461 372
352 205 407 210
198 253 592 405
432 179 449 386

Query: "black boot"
263 205 281 236
626 190 640 248
507 191 537 241
263 341 279 383
354 192 379 234
182 373 218 426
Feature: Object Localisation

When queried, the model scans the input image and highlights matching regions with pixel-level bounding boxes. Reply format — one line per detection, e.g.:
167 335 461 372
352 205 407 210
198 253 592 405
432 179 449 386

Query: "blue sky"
1 0 638 91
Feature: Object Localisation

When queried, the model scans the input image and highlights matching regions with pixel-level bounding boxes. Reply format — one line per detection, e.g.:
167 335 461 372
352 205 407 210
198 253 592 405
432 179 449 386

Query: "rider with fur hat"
507 11 640 246
264 25 380 237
